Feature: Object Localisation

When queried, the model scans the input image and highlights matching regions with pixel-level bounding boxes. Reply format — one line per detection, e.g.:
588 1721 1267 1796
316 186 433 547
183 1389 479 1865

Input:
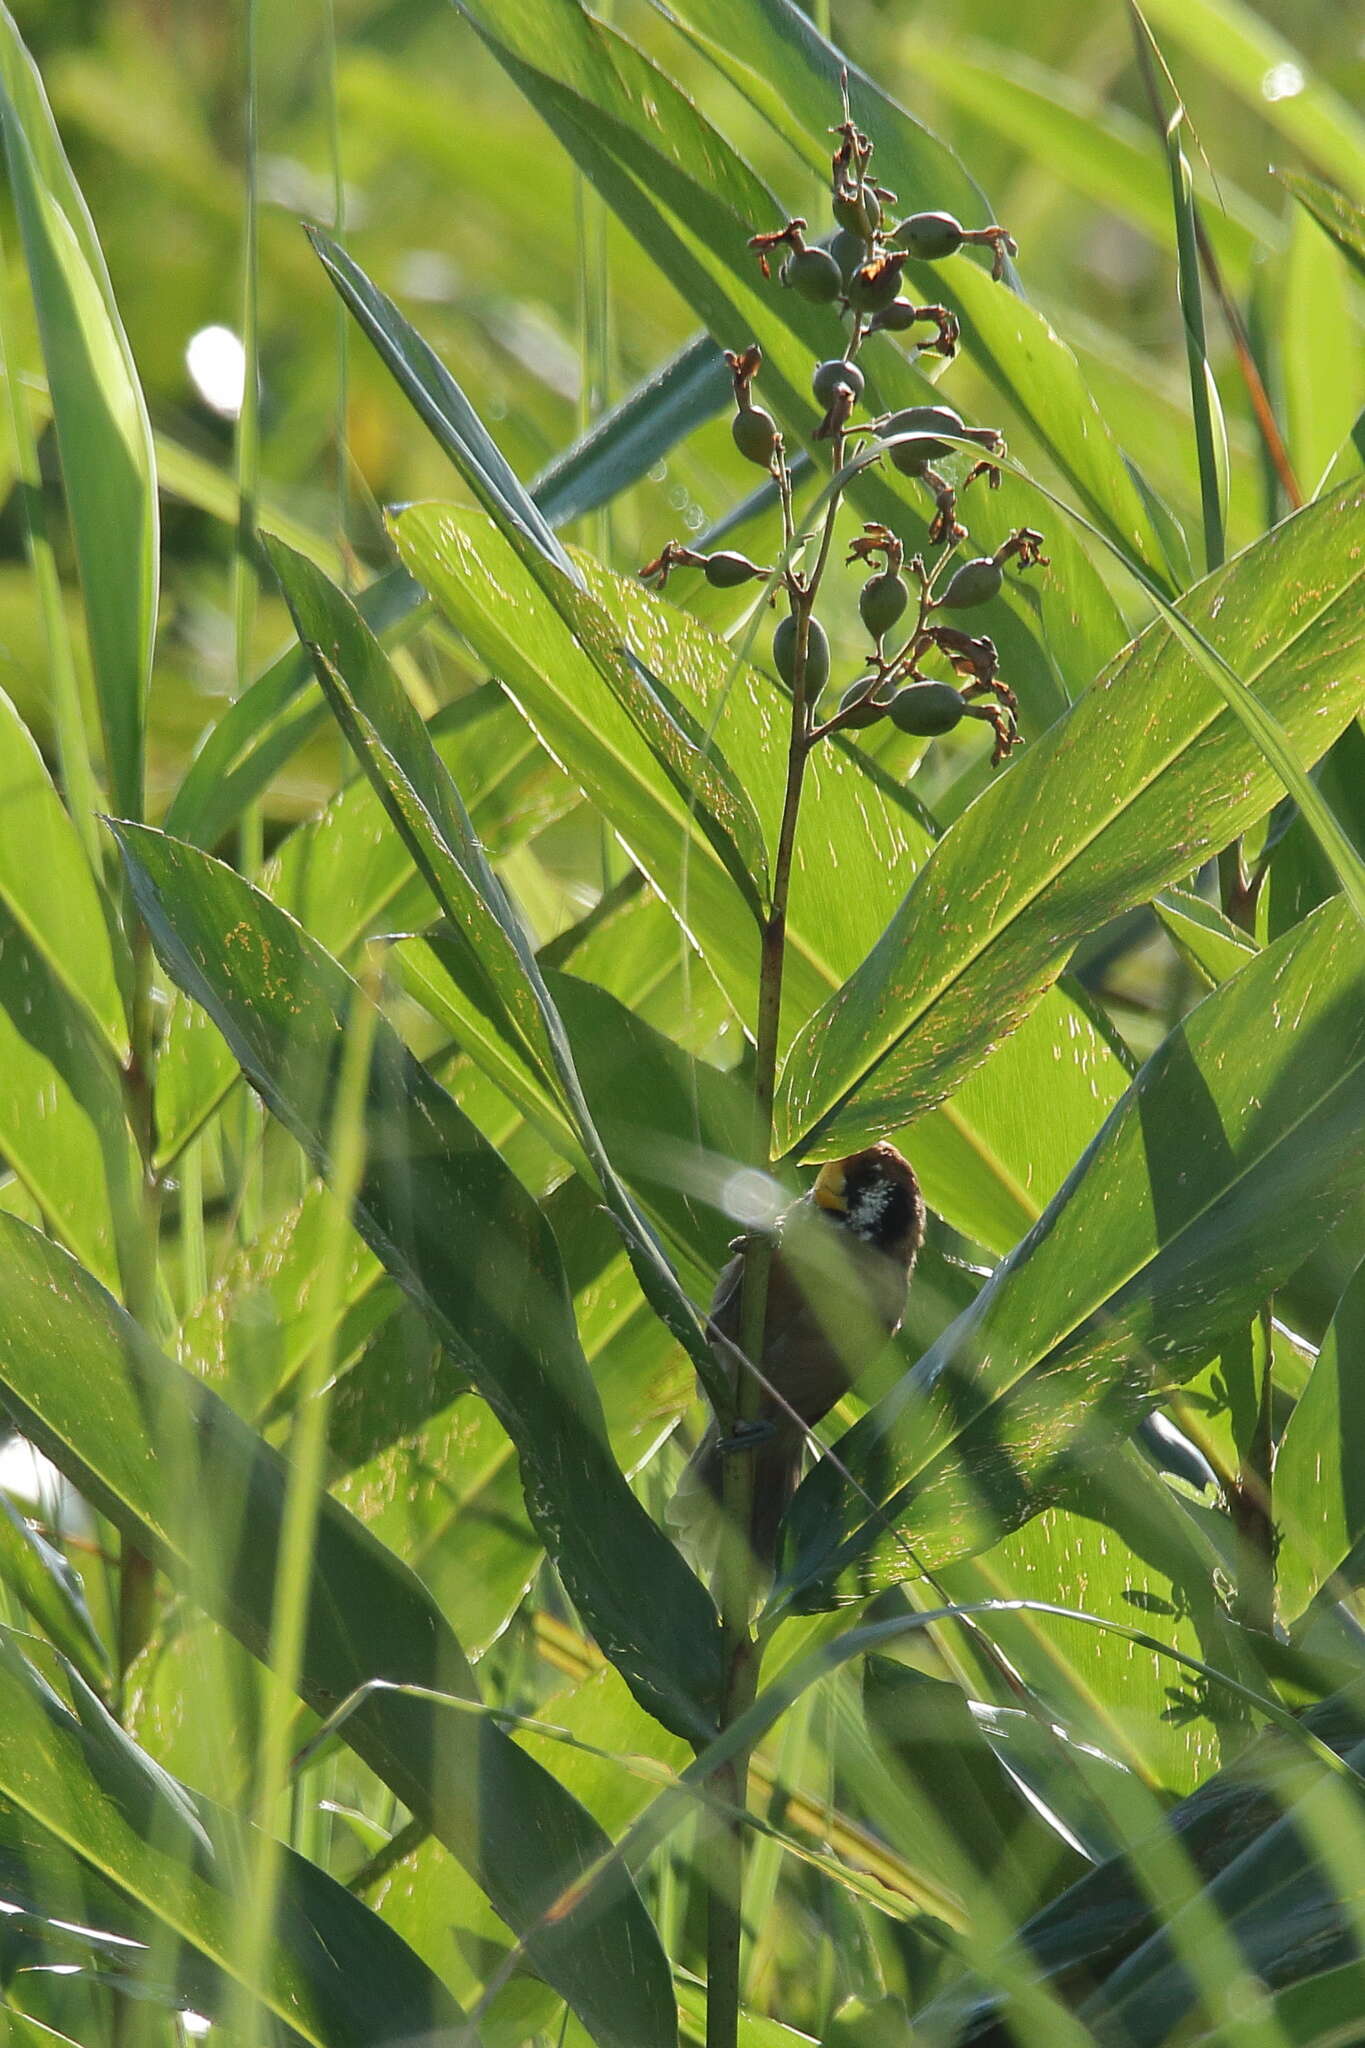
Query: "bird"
670 1143 925 1570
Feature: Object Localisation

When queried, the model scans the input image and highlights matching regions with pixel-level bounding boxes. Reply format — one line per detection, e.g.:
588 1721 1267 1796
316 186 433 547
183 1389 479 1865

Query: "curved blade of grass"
0 6 156 821
1132 12 1227 572
776 897 1365 1609
110 818 724 1748
778 475 1365 1157
0 1214 682 2048
0 1635 473 2047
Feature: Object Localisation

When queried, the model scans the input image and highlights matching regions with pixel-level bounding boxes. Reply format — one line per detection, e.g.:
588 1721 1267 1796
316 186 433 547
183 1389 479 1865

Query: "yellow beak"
812 1160 847 1213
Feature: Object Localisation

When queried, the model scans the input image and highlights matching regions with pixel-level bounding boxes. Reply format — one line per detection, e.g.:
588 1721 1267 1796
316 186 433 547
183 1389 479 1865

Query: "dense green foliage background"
0 0 1362 2043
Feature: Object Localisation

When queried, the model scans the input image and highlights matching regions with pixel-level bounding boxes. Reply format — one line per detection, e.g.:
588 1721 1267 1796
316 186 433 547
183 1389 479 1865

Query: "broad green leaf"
647 0 1176 585
1078 1739 1365 2048
0 1214 680 2048
861 1657 1085 1916
155 678 572 1170
0 1635 471 2047
392 503 768 1014
533 334 729 528
0 1490 110 1693
0 907 143 1293
0 7 156 820
175 1178 390 1423
0 685 126 1056
399 939 748 1288
1276 168 1365 286
937 1502 1226 1797
778 482 1365 1158
112 819 724 1747
777 897 1365 1610
1273 1258 1365 1622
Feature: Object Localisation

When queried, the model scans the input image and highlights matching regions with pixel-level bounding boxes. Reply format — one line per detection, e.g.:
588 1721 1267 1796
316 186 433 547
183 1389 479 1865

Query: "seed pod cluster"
640 121 1031 778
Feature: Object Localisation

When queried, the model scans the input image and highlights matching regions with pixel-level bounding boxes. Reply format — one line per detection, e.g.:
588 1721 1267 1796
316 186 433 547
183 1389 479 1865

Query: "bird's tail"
666 1420 802 1575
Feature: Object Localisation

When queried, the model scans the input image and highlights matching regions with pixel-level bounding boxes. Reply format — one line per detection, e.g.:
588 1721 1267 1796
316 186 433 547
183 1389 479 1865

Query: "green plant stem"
707 446 839 2047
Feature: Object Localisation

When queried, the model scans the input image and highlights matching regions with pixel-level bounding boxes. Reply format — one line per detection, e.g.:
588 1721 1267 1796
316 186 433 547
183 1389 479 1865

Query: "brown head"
811 1142 925 1267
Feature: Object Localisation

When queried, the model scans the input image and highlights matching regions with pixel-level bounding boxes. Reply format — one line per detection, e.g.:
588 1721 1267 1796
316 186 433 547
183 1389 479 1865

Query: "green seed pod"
704 552 763 589
859 570 909 640
869 297 921 332
780 247 843 304
838 678 894 727
811 358 865 407
893 211 965 262
732 406 778 467
846 259 904 314
772 612 831 695
881 404 966 475
888 682 965 736
833 184 882 236
829 229 865 287
937 556 1003 609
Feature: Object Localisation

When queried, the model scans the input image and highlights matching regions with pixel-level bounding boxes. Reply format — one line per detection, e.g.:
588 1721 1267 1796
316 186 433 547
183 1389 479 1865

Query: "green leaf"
778 482 1365 1158
0 1214 680 2048
1273 1257 1365 1621
1276 168 1365 286
910 36 1269 275
1281 204 1364 499
0 683 127 1057
777 896 1365 1609
0 6 156 821
0 1635 472 2046
532 334 730 528
0 1491 111 1693
0 907 143 1293
111 818 724 1747
1154 888 1258 988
